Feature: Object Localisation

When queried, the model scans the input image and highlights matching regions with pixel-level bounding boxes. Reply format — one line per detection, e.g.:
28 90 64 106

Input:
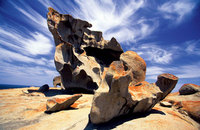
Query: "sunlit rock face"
163 83 200 124
53 76 61 88
47 7 123 92
90 67 178 124
47 7 179 124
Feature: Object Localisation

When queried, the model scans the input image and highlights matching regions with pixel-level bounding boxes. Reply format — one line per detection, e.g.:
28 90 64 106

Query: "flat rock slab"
46 94 82 112
0 88 199 130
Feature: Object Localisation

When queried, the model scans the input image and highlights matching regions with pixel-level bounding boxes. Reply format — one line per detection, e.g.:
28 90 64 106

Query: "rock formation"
163 84 200 123
179 83 200 95
53 76 62 88
47 7 123 92
47 7 180 124
46 94 82 113
90 69 178 123
1 87 199 129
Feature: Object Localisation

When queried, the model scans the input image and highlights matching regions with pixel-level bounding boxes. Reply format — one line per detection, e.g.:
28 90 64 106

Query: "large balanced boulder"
47 7 123 92
89 59 178 124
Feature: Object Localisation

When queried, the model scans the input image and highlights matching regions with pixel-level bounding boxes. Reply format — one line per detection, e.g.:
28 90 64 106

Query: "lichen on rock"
47 7 180 125
47 7 123 92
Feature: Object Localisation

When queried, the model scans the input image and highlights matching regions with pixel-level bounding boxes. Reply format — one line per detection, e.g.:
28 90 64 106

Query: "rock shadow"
44 107 78 114
84 109 165 130
27 88 94 97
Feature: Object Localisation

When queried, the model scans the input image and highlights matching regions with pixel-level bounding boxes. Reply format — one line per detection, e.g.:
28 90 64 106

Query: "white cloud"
185 39 200 55
0 46 55 68
74 0 144 32
0 27 53 56
0 47 35 63
132 44 173 64
70 0 158 43
24 32 53 55
146 62 200 80
38 0 159 43
159 0 195 23
175 63 200 78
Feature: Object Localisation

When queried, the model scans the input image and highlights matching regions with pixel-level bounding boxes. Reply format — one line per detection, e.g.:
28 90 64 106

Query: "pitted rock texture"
89 58 178 124
47 7 181 124
47 7 123 92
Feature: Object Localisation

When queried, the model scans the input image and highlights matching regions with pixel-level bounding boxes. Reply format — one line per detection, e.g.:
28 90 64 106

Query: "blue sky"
0 0 199 91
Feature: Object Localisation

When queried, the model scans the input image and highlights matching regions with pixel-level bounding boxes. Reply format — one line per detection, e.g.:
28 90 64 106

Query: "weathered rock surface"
46 7 183 125
120 51 146 85
53 76 61 88
0 87 199 130
156 73 178 99
46 94 82 112
89 58 178 124
179 83 200 95
163 84 200 123
47 7 123 92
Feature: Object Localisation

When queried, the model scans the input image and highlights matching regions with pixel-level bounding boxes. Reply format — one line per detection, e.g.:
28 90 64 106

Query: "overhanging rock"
47 7 123 92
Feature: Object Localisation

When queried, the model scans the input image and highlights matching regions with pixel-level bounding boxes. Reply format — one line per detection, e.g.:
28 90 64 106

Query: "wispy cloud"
0 46 55 67
10 1 50 35
69 0 159 43
146 62 200 80
131 43 173 64
158 0 196 23
0 27 53 56
73 0 144 32
185 39 200 55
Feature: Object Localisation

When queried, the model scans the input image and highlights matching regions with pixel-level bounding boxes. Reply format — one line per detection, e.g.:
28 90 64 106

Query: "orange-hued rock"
163 89 200 123
182 101 200 123
120 51 146 85
0 88 200 129
47 7 123 92
179 83 200 95
156 73 178 99
90 60 178 124
46 94 82 112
